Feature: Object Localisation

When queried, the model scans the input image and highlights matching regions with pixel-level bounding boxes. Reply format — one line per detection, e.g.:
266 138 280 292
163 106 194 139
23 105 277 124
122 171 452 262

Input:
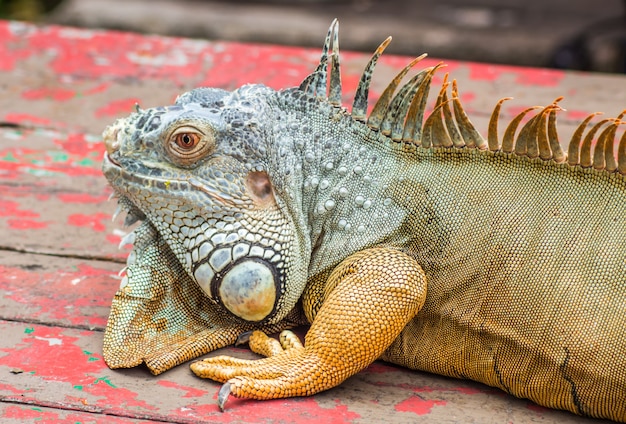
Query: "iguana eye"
165 125 215 166
175 132 200 149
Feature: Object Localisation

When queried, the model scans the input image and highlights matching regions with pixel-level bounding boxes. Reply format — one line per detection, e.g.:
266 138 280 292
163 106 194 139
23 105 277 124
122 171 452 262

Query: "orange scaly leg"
190 247 427 410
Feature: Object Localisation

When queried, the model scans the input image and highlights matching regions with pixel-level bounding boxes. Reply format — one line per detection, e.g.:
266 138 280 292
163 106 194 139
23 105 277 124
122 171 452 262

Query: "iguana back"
375 145 626 418
295 69 626 419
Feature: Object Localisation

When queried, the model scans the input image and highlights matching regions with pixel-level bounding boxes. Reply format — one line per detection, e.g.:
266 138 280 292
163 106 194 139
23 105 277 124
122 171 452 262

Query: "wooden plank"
0 403 162 424
0 126 125 260
0 252 119 329
0 319 608 424
2 20 624 135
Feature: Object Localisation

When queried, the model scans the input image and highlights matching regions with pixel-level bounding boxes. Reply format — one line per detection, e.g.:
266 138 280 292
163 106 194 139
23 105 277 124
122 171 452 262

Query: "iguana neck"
269 91 417 277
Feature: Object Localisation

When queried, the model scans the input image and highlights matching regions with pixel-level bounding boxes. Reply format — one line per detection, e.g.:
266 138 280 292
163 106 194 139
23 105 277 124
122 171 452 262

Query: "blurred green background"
0 0 62 21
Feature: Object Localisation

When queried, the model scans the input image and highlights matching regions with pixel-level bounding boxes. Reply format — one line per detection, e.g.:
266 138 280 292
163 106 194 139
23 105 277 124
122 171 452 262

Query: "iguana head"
102 84 309 325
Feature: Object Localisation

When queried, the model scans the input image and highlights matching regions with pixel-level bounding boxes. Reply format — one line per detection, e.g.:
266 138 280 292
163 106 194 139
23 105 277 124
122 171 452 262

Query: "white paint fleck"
35 336 62 346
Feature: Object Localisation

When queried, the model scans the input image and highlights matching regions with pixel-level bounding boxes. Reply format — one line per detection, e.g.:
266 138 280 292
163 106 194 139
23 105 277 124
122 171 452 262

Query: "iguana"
101 20 626 421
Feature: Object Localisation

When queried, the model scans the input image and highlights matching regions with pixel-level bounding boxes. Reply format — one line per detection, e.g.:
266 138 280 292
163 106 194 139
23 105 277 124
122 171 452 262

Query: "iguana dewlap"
101 20 626 421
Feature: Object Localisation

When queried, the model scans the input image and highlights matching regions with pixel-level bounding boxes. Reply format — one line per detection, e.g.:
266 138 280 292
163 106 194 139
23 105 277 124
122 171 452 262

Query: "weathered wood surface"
1 19 623 423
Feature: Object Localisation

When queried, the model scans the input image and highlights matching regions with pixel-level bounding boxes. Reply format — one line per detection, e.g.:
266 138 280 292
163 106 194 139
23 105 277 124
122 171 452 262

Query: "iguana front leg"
191 247 427 409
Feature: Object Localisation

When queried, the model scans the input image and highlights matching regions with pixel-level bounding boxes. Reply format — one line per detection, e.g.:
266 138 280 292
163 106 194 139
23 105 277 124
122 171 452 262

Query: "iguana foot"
194 346 319 410
193 329 307 409
193 329 308 410
190 247 427 410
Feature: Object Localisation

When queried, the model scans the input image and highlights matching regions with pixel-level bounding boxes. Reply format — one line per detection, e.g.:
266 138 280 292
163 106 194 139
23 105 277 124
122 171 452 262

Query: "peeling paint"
0 263 117 327
395 394 446 415
67 212 111 232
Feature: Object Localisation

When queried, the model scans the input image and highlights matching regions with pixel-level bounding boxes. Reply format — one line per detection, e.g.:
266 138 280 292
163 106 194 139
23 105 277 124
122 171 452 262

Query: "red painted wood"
0 127 126 260
0 252 119 328
1 20 623 136
1 319 591 423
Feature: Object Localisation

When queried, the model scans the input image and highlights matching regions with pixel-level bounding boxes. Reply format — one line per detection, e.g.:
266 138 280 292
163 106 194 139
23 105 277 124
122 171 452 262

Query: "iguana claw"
218 382 231 411
235 331 253 346
217 382 230 412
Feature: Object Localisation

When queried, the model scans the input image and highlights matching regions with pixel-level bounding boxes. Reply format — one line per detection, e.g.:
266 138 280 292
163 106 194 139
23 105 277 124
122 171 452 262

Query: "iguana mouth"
103 123 122 159
103 154 146 226
105 156 244 210
102 144 122 172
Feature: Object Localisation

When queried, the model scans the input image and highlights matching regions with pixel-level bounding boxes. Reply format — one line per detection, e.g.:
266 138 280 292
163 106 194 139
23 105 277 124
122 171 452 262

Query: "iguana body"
102 21 626 421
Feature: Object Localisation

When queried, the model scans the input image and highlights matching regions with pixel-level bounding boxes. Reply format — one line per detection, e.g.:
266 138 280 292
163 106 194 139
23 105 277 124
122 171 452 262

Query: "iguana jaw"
103 153 247 209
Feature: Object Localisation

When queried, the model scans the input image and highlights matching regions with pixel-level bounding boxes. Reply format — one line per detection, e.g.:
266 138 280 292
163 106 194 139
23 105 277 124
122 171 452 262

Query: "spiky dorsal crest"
300 21 626 175
299 19 341 104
